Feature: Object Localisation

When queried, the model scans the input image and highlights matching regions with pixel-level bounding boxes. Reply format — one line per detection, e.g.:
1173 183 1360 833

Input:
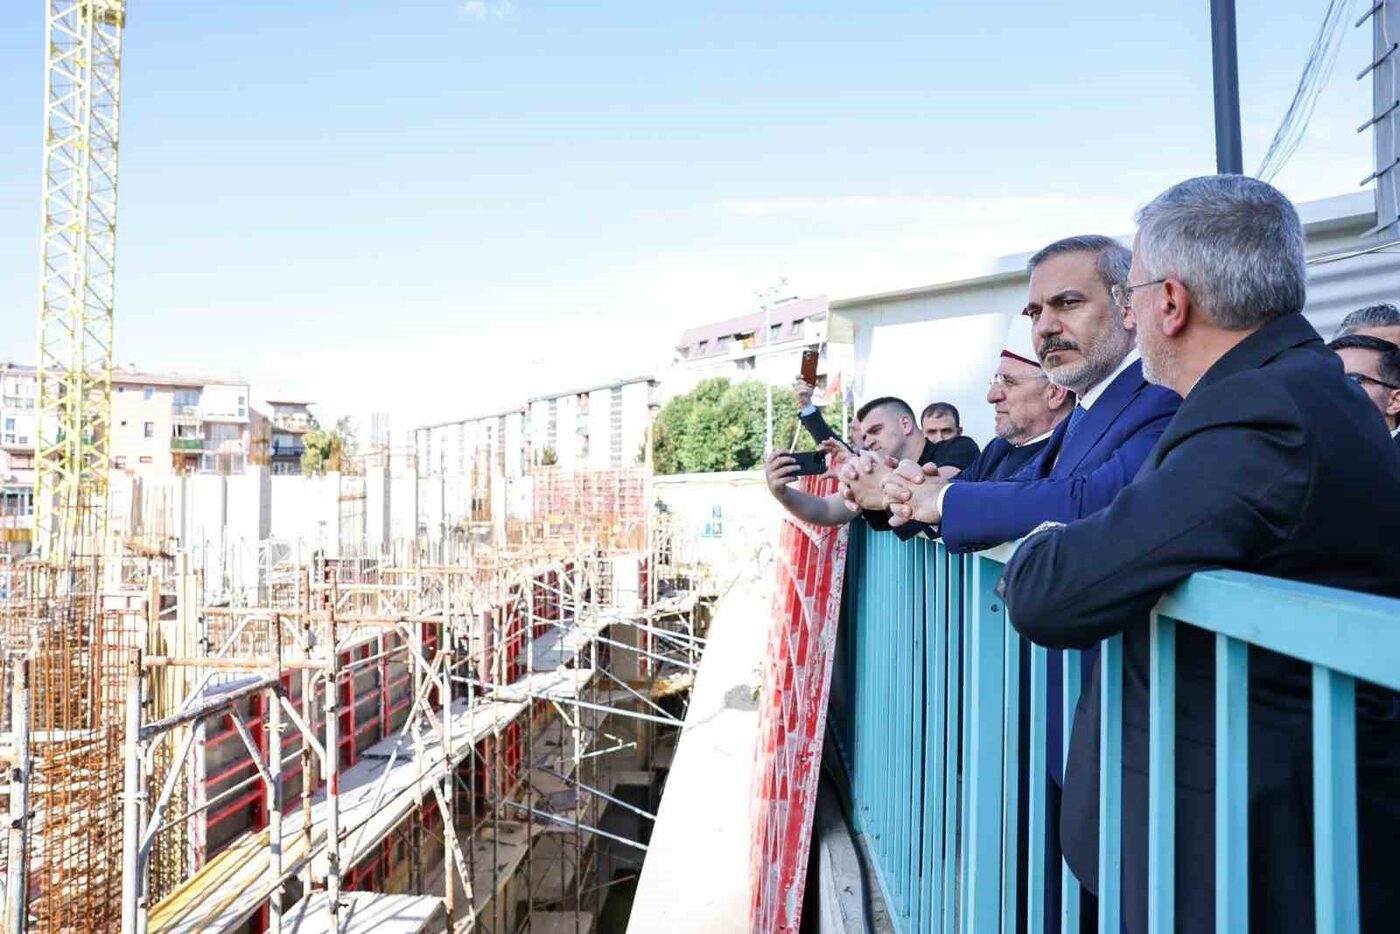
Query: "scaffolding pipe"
268 669 284 934
323 616 342 931
121 649 143 934
300 571 315 893
440 570 456 931
139 675 279 740
5 657 31 934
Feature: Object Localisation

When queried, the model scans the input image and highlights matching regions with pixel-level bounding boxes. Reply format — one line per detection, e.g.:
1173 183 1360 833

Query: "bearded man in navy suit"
855 233 1181 930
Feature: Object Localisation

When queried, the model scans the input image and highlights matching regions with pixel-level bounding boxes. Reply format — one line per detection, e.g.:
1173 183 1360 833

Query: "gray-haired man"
1003 175 1400 933
1334 302 1400 346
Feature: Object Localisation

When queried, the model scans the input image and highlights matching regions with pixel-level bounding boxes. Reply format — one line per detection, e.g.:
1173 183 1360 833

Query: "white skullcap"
1001 313 1040 367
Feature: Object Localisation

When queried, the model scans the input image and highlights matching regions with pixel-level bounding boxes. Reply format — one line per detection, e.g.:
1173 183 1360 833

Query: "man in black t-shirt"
764 395 932 532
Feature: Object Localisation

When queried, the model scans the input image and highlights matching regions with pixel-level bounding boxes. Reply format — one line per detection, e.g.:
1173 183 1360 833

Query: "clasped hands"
838 453 949 526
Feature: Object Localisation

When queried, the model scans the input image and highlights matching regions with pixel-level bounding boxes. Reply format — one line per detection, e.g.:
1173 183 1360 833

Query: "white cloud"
459 0 515 22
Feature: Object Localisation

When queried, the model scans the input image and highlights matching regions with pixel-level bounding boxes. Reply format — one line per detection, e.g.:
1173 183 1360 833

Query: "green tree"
302 416 357 475
651 377 806 475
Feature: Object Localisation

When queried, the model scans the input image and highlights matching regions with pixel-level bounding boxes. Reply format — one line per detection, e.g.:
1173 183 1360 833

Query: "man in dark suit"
1328 333 1400 452
795 381 861 450
879 234 1181 777
1002 175 1400 933
871 233 1180 931
877 236 1180 553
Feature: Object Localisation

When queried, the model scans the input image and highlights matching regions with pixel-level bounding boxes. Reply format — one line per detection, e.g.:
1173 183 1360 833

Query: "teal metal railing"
828 519 1400 934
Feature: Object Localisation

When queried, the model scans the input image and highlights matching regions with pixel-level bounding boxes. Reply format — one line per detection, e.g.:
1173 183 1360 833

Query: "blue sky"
0 1 1377 435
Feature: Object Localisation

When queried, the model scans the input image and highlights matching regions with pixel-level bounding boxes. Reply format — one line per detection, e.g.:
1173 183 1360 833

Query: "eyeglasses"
1345 372 1400 391
989 373 1047 389
1110 278 1166 312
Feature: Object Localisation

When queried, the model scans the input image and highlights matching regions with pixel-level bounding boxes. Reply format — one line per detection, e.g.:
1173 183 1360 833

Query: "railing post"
1097 635 1123 934
941 550 961 934
1061 649 1081 934
1311 667 1359 934
1148 614 1176 934
1215 635 1249 933
1026 644 1048 934
963 554 1006 934
921 541 950 929
1000 614 1022 934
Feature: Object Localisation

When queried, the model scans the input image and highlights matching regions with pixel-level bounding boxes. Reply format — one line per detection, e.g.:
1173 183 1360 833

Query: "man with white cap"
960 312 1076 481
872 316 1074 540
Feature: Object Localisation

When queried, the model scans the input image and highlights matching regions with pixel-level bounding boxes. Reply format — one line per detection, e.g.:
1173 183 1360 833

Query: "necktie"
1062 403 1088 444
1050 404 1089 471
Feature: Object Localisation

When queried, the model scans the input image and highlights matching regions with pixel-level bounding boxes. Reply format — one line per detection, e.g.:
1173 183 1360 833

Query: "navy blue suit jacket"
942 359 1180 785
961 435 1052 483
1002 314 1400 933
939 359 1180 553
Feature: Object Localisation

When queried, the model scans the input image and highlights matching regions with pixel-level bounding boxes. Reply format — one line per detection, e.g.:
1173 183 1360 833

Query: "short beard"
1045 326 1133 394
1140 337 1176 388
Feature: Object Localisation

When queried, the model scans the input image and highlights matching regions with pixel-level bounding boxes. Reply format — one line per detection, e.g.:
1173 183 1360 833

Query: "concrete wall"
269 473 342 554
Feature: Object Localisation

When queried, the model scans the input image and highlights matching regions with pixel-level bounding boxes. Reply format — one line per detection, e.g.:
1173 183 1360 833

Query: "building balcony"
170 437 204 451
271 443 306 459
273 414 312 432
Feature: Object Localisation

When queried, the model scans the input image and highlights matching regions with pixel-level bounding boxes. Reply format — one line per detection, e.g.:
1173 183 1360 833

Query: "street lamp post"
1210 0 1244 173
763 296 773 456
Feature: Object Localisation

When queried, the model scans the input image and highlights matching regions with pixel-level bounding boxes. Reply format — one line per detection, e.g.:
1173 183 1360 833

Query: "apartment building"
257 399 315 475
110 368 252 476
668 295 854 400
0 364 36 554
413 376 659 543
525 377 660 471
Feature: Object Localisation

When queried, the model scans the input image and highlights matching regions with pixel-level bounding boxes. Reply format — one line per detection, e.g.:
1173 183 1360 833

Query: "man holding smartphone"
764 396 930 533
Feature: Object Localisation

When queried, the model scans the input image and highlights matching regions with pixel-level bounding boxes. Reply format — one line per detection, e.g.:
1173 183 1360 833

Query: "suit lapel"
1052 360 1145 477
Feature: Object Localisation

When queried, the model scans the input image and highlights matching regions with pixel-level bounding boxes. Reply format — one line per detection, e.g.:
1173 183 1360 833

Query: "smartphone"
790 449 828 477
799 349 819 385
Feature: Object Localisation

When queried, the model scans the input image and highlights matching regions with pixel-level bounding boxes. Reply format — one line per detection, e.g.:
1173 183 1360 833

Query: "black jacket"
799 407 841 446
1002 313 1400 933
862 438 938 539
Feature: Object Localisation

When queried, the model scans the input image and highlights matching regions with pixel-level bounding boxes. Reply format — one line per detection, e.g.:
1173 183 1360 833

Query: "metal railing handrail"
822 520 1395 934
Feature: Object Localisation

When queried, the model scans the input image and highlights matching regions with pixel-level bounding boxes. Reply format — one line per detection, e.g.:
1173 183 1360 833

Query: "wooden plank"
283 892 445 933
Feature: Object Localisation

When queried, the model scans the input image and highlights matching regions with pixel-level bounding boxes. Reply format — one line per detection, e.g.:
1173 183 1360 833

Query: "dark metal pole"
1211 0 1245 173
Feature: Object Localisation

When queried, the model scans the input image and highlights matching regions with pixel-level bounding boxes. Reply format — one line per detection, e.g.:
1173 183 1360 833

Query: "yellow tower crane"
34 0 127 561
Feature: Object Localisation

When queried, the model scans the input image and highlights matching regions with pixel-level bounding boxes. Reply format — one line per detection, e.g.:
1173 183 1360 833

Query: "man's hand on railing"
837 451 898 513
764 450 802 498
883 459 950 526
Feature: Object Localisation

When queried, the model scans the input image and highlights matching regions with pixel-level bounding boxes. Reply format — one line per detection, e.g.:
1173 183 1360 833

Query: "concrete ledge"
627 570 771 933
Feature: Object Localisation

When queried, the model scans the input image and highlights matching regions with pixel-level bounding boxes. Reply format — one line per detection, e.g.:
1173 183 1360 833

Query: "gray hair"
1134 175 1306 330
1026 234 1131 295
1335 303 1400 338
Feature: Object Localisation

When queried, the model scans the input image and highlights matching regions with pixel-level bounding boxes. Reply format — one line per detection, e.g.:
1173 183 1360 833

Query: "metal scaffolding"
0 527 708 934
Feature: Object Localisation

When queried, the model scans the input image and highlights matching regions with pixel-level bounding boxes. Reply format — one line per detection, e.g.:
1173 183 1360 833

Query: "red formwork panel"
749 477 849 934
